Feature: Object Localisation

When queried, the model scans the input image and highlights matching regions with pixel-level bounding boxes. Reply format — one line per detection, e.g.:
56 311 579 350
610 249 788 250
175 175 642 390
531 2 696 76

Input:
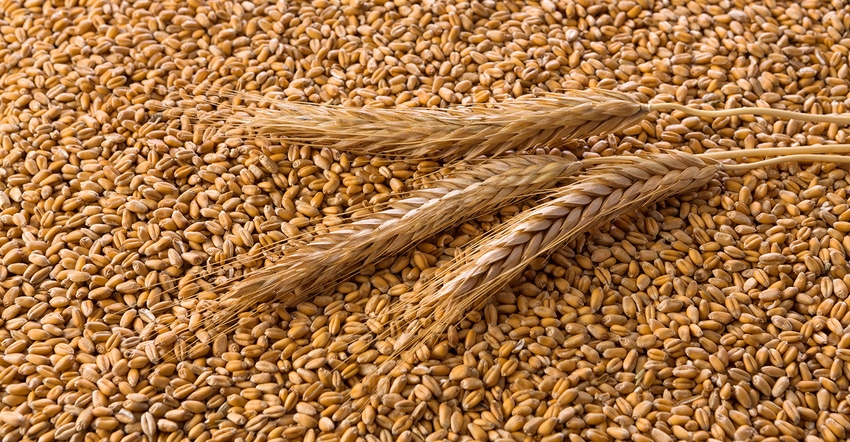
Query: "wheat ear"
223 89 649 161
382 151 720 356
213 155 582 318
382 147 850 360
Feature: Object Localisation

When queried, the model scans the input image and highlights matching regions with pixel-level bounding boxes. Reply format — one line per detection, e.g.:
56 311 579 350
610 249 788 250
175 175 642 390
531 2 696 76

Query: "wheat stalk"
648 102 850 125
223 89 650 161
378 151 721 359
212 155 582 321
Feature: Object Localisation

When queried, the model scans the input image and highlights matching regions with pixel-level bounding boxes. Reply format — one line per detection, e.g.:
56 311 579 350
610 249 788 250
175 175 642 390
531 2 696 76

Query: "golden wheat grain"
213 155 582 320
222 89 650 160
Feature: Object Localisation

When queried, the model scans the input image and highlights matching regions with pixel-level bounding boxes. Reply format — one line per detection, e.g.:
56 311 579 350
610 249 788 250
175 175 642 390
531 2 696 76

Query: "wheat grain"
382 151 721 358
213 155 582 320
222 89 649 161
8 0 850 440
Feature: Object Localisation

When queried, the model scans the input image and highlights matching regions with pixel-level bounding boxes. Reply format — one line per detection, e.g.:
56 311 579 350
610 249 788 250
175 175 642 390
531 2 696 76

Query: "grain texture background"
2 0 850 442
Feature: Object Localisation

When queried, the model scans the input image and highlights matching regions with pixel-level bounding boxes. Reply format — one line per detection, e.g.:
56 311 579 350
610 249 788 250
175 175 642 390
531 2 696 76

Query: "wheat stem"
700 144 850 160
720 154 850 171
650 102 850 125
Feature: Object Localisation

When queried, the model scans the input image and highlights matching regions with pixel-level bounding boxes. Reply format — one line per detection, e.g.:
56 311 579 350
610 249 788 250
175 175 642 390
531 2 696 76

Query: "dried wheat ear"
217 88 850 160
214 89 648 161
376 149 850 373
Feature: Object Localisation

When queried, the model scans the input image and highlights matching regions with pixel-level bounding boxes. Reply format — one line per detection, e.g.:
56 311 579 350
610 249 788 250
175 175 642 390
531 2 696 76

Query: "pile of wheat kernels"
4 0 850 441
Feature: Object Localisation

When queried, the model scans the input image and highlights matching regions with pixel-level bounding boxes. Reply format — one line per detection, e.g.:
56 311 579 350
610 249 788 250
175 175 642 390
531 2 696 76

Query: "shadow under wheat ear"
224 89 650 161
209 155 583 330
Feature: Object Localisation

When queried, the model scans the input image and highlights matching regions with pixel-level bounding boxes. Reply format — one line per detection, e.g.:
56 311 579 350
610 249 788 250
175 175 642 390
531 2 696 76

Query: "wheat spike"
224 89 649 161
214 155 582 318
382 151 721 359
376 147 850 375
